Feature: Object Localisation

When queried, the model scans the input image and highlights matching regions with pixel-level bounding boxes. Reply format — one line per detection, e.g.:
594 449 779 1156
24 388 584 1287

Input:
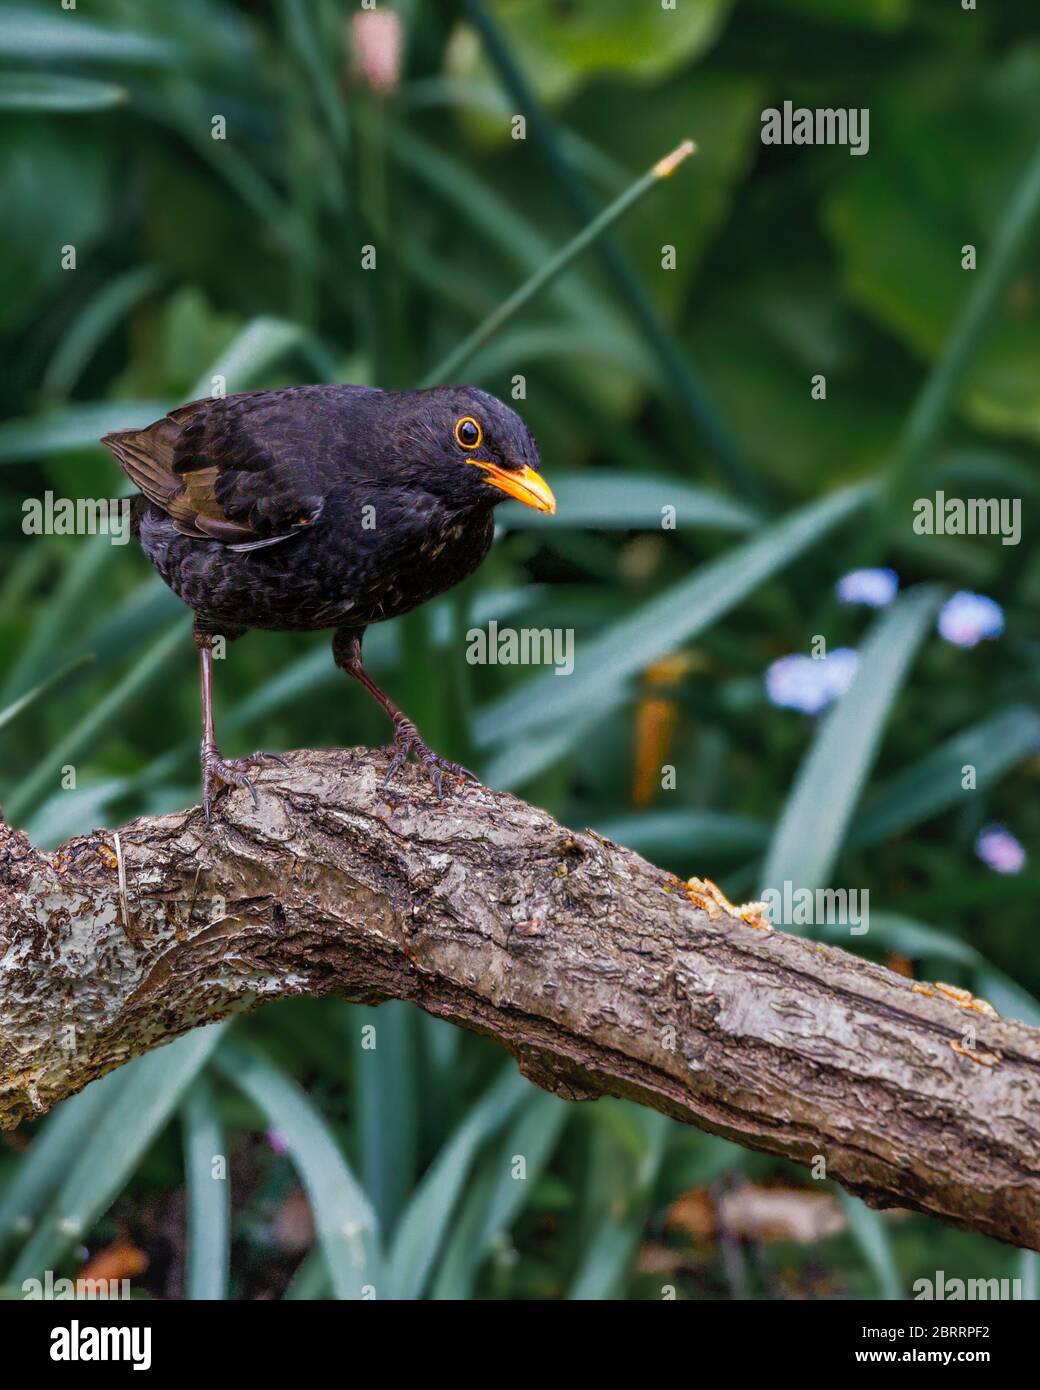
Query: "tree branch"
1 748 1038 1250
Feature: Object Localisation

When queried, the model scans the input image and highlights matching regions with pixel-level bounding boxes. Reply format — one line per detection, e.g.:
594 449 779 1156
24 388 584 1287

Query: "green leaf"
975 970 1040 1029
481 685 625 789
826 51 1040 454
594 809 770 859
454 0 733 107
0 72 127 111
431 1090 568 1299
567 1106 671 1299
759 584 944 910
456 0 758 490
387 1067 530 1300
0 401 174 464
475 481 873 749
0 1070 126 1261
182 1077 230 1301
497 473 758 532
0 9 180 64
215 1039 380 1300
0 654 93 736
840 1192 901 1300
278 0 347 153
9 1028 225 1281
1 536 115 702
43 266 165 396
283 1246 329 1300
0 120 114 330
1020 1251 1039 1300
421 134 698 386
391 126 598 328
5 619 188 822
836 912 980 968
353 1003 417 1234
849 705 1040 849
188 317 310 400
754 0 909 29
469 322 659 388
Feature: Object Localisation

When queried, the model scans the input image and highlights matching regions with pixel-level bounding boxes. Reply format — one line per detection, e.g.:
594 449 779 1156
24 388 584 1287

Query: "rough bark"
1 747 1037 1250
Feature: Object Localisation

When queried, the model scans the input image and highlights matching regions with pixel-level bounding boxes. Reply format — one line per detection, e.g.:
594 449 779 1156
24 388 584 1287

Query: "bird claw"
383 723 478 800
201 745 286 822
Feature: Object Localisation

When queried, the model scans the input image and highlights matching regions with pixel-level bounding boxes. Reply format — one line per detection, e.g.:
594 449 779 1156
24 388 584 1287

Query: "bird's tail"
101 423 180 511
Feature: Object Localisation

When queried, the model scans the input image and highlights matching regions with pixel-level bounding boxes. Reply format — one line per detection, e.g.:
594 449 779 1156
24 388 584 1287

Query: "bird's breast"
333 508 494 625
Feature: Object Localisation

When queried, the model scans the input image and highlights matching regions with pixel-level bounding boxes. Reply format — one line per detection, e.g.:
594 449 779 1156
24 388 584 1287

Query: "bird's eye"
455 416 482 449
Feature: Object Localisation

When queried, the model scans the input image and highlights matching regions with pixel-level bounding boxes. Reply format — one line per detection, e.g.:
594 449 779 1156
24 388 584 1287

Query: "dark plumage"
102 384 554 816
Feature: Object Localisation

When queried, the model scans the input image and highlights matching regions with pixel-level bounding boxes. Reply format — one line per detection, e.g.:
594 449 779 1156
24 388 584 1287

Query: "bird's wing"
102 388 368 550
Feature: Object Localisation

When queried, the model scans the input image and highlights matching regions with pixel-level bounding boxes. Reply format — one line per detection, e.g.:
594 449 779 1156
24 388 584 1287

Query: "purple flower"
975 825 1026 875
266 1128 289 1156
765 648 860 715
836 567 899 608
938 591 1004 649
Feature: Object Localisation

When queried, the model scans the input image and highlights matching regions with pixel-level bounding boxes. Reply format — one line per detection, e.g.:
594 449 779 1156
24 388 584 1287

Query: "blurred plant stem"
422 138 697 386
883 139 1040 515
5 620 188 822
454 0 763 505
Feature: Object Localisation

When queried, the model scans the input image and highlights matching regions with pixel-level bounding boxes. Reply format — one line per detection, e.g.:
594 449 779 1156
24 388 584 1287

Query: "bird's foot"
201 743 288 822
383 719 478 800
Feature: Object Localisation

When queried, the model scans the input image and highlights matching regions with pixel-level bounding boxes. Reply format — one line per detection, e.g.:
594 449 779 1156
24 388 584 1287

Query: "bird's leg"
195 624 287 822
333 628 477 798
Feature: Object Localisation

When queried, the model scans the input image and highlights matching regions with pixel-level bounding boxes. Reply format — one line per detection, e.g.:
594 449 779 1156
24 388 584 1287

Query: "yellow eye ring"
455 416 482 449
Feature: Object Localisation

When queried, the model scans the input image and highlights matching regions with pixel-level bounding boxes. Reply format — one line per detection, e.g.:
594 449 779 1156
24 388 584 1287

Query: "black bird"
102 385 554 818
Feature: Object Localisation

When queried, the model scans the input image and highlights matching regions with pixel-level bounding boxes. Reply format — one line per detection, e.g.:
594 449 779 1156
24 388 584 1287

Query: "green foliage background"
0 0 1037 1300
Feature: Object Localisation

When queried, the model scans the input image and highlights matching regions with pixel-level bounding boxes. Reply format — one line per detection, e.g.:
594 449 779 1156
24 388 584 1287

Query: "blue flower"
938 591 1004 648
836 567 899 608
823 647 859 699
765 648 860 715
975 824 1026 875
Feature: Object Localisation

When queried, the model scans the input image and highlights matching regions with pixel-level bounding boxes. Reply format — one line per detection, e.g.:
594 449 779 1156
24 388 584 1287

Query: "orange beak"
468 459 556 514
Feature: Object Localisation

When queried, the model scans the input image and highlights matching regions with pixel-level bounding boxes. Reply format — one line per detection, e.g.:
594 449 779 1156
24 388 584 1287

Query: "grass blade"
839 912 981 968
353 1003 417 1234
43 266 164 396
887 140 1040 503
422 139 697 386
0 400 174 464
431 1090 568 1299
387 1067 530 1299
594 809 771 860
182 1077 230 1301
5 619 188 822
0 654 94 736
481 684 625 789
283 1246 329 1300
188 317 309 400
457 0 758 500
475 481 873 749
849 705 1040 849
497 473 758 532
215 1039 381 1300
759 584 944 910
8 1027 225 1282
0 1070 126 1262
0 9 180 64
840 1192 901 1300
567 1107 670 1300
1 537 115 701
0 72 126 111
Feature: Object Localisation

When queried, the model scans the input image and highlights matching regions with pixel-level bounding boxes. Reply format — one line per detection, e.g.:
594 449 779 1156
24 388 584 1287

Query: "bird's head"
395 386 555 516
